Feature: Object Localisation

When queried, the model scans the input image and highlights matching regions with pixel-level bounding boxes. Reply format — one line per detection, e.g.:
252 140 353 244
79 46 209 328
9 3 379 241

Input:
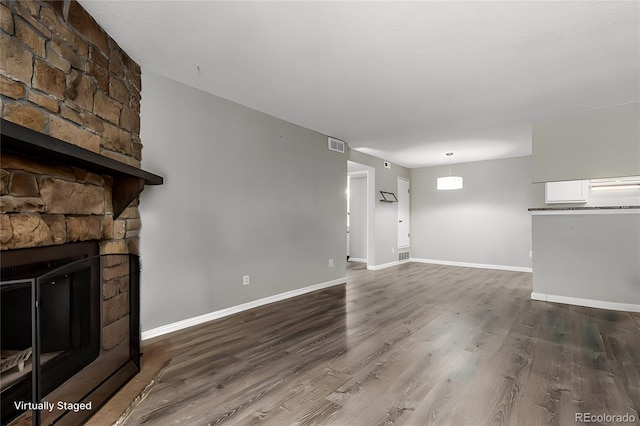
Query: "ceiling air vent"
328 137 345 153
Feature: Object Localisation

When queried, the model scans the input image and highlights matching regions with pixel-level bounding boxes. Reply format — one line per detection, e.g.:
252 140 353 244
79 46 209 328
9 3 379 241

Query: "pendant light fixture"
437 152 463 190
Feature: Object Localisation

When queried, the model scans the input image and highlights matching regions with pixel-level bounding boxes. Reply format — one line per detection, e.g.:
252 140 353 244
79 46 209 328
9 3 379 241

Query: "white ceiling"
80 1 639 168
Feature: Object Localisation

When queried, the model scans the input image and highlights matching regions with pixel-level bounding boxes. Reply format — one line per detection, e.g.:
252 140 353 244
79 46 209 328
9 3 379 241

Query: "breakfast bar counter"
529 206 640 312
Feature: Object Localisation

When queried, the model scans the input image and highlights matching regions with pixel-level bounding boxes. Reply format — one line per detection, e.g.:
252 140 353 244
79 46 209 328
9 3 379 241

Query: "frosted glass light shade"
437 176 463 190
592 184 640 191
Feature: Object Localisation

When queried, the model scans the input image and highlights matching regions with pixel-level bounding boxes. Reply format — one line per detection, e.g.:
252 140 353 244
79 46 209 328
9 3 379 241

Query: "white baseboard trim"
141 277 347 341
531 292 640 313
530 292 547 301
348 258 367 263
367 260 400 271
410 258 532 273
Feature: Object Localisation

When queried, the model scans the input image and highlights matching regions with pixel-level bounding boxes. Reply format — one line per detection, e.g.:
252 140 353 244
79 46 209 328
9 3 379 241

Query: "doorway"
397 177 410 249
348 173 367 262
347 161 375 269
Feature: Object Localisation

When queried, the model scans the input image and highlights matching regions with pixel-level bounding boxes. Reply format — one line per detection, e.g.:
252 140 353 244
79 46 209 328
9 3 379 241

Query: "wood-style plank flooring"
123 262 640 425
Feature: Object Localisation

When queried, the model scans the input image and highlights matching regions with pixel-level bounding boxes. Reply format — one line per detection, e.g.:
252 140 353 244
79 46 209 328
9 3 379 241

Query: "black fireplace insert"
1 242 140 425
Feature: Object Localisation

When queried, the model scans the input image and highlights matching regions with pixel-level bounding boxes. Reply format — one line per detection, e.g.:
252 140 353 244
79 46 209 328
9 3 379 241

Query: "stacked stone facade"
0 0 143 350
1 0 142 254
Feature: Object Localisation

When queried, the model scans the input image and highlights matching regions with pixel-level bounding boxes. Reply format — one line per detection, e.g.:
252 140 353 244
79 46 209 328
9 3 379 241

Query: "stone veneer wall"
0 0 143 349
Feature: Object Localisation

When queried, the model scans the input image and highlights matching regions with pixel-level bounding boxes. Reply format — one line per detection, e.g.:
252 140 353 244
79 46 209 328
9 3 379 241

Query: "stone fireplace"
0 120 159 424
1 0 162 424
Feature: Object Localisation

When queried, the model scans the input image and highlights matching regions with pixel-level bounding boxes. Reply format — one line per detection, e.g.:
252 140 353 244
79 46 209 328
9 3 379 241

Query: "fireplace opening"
0 242 140 425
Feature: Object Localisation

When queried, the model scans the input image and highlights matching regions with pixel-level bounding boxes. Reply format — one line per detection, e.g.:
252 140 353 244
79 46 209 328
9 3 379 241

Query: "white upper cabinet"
545 180 588 204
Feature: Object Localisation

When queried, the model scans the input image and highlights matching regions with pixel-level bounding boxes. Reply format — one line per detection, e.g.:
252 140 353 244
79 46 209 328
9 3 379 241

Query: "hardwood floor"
122 262 640 425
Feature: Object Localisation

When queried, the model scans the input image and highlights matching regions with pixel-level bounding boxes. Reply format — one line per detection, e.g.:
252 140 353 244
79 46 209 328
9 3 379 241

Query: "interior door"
397 177 410 248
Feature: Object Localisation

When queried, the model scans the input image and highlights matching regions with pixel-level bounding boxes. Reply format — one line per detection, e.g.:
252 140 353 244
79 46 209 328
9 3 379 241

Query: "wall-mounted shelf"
1 119 164 218
379 191 398 202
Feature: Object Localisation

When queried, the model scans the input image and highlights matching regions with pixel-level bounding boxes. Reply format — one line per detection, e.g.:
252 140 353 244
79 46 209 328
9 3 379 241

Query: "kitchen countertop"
529 206 640 215
529 206 640 211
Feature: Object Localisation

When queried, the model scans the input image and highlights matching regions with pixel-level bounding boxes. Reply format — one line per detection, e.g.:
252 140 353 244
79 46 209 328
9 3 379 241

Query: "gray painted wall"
348 150 410 266
532 213 640 305
139 71 347 332
410 156 541 269
532 102 640 183
348 175 367 260
531 102 640 310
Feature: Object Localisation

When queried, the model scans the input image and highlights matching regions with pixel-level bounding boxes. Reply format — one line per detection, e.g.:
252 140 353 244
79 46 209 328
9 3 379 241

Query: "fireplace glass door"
33 256 101 415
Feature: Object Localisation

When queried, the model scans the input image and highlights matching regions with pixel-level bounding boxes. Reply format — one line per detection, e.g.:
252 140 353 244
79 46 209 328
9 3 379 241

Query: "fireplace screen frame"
1 243 141 426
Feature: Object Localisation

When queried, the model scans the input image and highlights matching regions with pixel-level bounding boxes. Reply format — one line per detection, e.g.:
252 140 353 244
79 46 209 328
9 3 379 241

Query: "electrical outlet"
529 251 533 258
391 247 395 253
328 259 334 267
243 275 250 285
